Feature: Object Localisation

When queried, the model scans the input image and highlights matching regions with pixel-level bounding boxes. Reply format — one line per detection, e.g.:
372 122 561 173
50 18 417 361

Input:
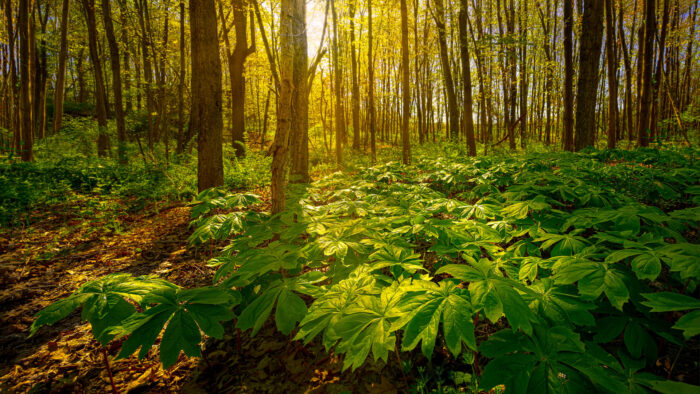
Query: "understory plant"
31 145 700 392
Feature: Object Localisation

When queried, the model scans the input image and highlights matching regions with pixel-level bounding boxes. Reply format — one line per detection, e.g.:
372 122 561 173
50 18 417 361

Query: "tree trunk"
348 0 361 151
53 0 70 135
271 0 305 213
177 0 186 154
135 0 155 150
459 0 476 156
432 0 459 141
650 0 669 141
102 0 127 162
19 0 33 161
399 0 411 164
368 0 376 163
331 0 344 166
574 0 604 151
604 0 617 149
83 0 110 157
190 0 224 192
637 0 655 147
563 0 574 151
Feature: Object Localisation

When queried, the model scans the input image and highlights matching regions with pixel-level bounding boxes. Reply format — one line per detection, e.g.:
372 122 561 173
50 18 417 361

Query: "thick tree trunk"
288 0 308 183
53 0 70 135
83 0 110 157
102 0 127 162
574 0 604 151
190 0 224 192
271 0 305 213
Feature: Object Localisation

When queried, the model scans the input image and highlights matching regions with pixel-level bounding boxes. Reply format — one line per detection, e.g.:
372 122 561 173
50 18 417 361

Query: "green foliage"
30 273 240 368
30 144 700 391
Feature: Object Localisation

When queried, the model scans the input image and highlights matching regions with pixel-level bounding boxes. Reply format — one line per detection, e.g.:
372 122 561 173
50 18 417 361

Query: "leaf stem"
101 346 119 394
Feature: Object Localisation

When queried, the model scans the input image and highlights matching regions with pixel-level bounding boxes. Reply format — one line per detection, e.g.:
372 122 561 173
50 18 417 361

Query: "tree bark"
83 0 110 157
637 0 655 147
368 0 376 163
102 0 127 162
432 0 459 141
19 0 33 161
270 0 305 213
459 0 476 156
331 0 345 166
190 0 224 192
574 0 604 151
53 0 70 135
604 0 617 148
400 0 411 164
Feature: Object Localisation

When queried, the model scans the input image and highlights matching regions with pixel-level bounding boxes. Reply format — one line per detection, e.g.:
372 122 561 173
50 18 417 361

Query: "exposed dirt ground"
0 199 407 393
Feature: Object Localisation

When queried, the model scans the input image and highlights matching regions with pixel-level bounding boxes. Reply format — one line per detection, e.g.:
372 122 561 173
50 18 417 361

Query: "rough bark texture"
288 0 309 183
190 0 224 192
270 0 304 213
574 0 604 151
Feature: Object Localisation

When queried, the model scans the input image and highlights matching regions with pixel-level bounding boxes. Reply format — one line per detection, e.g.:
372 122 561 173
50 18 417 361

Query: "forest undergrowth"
3 143 700 393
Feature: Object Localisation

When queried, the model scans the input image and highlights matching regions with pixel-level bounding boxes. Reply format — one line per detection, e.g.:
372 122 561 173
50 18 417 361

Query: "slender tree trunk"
650 0 669 141
605 0 617 148
177 0 186 154
19 0 32 161
459 0 476 156
574 0 605 151
83 0 110 156
53 0 70 135
190 0 224 191
102 0 127 162
135 0 155 150
432 0 459 141
399 0 410 163
368 0 376 163
331 0 344 166
618 0 632 142
349 0 360 150
637 0 655 147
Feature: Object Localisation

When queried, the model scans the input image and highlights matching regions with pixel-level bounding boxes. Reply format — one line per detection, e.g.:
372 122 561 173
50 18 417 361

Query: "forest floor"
0 195 403 393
